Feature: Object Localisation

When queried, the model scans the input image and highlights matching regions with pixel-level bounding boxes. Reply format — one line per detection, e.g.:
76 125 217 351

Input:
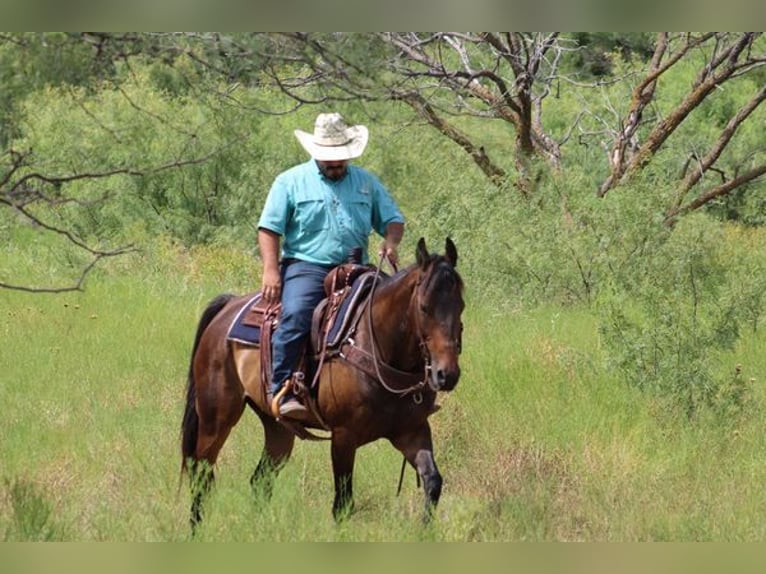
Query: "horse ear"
445 237 458 267
416 237 429 268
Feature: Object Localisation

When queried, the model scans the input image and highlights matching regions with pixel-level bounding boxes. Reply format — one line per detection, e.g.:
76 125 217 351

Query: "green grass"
1 238 766 541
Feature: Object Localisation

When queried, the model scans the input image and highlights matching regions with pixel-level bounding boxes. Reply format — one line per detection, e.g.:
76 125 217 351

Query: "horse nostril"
430 362 461 391
445 368 460 390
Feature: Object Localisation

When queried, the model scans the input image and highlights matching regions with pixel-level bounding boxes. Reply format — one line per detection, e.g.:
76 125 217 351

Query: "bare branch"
672 82 766 210
2 139 223 293
393 90 507 189
599 32 764 196
666 164 766 224
0 246 136 293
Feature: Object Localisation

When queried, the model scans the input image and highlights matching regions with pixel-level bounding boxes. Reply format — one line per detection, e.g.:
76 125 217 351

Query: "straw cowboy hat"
294 113 369 161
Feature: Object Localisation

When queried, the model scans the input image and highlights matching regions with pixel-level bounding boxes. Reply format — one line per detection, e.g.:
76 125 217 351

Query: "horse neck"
366 269 422 371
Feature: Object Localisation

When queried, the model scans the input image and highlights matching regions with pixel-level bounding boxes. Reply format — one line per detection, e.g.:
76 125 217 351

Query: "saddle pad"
226 293 264 346
325 272 375 348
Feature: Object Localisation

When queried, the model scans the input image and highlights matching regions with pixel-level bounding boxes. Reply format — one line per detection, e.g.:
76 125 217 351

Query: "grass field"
2 239 765 541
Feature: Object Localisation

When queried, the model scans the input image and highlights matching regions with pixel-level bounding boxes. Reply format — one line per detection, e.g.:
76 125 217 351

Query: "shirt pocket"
295 197 329 234
346 196 373 233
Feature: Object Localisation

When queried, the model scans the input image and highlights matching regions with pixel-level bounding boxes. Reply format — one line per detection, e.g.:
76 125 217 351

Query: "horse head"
414 237 464 392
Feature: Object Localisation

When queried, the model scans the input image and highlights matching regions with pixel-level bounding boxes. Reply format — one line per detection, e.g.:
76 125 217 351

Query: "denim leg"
270 260 329 394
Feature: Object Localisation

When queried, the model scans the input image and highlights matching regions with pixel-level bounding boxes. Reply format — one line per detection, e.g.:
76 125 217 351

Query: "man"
258 112 405 418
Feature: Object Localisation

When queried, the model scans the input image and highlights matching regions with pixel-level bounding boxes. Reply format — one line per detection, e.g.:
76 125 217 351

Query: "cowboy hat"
294 113 369 161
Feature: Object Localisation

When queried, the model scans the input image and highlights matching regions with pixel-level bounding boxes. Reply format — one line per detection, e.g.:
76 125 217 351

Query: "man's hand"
261 267 282 303
378 221 404 268
378 240 399 267
258 227 282 303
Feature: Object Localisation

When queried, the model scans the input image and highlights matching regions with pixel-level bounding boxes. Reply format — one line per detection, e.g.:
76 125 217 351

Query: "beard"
318 161 348 180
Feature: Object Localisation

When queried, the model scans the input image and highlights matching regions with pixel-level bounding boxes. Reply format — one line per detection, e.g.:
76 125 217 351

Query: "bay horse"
180 237 464 531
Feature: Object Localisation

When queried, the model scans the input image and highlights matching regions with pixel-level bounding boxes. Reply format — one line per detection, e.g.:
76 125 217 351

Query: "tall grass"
1 236 765 541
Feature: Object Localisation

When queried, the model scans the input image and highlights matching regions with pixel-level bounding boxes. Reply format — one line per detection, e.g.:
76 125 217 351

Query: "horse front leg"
391 423 442 522
330 430 357 521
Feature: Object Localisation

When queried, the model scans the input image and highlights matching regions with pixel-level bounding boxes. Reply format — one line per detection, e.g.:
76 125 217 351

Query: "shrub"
597 213 757 419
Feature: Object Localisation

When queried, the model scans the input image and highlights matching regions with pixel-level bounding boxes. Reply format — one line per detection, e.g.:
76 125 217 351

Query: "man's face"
317 159 348 181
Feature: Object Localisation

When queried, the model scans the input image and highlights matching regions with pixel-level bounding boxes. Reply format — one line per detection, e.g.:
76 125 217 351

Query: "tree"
258 32 766 212
3 32 766 292
593 33 766 223
0 33 260 292
259 32 567 195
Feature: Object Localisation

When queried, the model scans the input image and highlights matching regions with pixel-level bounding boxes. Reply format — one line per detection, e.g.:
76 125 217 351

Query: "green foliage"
444 169 666 306
10 61 295 248
567 33 655 77
597 213 759 418
718 225 766 333
0 33 110 146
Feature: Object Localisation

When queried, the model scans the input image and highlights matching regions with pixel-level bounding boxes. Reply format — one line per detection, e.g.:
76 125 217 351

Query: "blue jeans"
270 259 331 395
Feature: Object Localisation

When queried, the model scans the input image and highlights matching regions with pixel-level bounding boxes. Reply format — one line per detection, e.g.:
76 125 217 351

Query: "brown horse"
180 237 464 531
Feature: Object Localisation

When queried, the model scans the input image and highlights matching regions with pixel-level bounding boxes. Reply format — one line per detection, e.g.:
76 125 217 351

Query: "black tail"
180 293 236 475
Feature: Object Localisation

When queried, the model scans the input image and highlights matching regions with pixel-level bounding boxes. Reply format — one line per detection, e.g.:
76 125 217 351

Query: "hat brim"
294 125 369 161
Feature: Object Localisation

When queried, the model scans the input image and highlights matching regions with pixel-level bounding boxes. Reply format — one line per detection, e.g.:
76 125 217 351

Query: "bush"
597 213 760 418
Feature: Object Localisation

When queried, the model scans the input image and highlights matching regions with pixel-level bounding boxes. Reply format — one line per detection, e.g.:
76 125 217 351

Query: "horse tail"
181 293 236 476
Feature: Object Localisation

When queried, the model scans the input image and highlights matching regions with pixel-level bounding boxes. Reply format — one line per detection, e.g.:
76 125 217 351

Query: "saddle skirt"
226 293 273 346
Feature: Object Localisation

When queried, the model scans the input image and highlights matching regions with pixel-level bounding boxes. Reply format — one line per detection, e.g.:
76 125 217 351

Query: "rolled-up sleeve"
258 175 291 235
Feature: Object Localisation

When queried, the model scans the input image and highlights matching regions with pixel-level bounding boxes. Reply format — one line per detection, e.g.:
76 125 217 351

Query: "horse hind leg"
188 459 214 533
249 408 296 499
181 293 241 535
185 395 245 535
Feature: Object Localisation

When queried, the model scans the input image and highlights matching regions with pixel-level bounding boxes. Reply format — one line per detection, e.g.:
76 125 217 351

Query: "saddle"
234 263 377 406
312 264 376 355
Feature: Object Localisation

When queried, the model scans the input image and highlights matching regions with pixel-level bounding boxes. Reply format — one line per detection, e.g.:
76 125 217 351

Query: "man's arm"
258 227 282 303
379 221 404 266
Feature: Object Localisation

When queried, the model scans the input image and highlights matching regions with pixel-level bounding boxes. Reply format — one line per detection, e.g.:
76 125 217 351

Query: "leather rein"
339 253 432 398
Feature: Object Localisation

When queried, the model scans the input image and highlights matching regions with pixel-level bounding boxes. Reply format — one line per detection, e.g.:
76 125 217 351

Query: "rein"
360 252 431 397
301 252 428 438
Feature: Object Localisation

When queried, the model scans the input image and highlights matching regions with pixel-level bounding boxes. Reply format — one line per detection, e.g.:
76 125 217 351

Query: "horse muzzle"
428 364 460 392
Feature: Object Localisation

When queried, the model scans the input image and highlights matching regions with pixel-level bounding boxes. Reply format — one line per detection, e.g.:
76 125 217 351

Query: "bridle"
364 252 448 397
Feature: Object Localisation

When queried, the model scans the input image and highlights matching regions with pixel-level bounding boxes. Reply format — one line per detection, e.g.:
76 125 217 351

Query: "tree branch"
671 82 766 210
393 90 507 189
599 32 764 196
666 164 766 224
0 247 136 293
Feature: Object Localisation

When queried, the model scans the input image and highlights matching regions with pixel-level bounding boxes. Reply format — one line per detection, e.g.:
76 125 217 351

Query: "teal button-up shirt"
258 160 404 265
